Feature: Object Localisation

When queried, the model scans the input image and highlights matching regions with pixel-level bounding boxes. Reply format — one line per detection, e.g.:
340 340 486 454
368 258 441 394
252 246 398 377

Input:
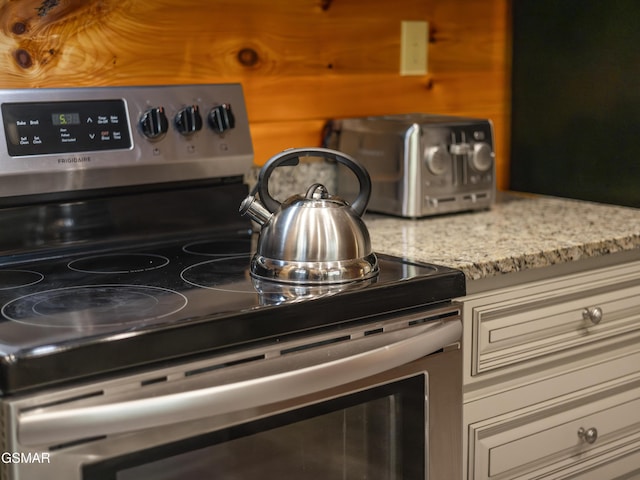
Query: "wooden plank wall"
0 0 510 188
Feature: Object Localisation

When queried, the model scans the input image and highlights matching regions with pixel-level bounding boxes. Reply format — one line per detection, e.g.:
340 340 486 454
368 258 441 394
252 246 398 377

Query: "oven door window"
84 374 427 480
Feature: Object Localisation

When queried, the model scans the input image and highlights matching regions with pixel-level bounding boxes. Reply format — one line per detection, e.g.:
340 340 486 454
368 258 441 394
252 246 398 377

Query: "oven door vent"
9 304 461 451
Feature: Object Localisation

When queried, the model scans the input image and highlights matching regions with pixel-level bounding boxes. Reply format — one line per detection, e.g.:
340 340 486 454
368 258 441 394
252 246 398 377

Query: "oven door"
90 370 429 480
7 312 461 480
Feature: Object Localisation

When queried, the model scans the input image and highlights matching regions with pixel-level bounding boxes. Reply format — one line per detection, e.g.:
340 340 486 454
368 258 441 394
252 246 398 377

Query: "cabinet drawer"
469 377 640 479
472 281 640 375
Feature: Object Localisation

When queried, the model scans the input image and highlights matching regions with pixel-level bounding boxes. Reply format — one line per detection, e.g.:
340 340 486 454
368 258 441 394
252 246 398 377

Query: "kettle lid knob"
305 183 330 200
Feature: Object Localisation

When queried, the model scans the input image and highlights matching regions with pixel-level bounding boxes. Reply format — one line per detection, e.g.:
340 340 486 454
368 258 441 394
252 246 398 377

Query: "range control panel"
2 100 132 156
0 84 253 199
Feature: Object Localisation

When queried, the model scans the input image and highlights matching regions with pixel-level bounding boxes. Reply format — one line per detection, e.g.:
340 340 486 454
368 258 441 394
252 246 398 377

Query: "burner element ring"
68 253 170 274
0 270 44 290
2 284 187 328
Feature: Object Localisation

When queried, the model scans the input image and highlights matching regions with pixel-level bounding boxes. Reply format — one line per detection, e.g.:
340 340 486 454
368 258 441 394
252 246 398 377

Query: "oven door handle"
18 318 461 447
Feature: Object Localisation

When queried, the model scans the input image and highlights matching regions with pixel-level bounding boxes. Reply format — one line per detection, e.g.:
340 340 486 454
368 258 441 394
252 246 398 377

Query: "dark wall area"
510 0 640 207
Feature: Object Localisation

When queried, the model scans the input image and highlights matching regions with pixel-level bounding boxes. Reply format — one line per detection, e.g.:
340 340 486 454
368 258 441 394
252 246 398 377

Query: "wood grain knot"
429 26 437 43
37 0 60 17
426 78 434 90
320 0 333 11
12 22 27 35
237 48 259 67
14 49 33 69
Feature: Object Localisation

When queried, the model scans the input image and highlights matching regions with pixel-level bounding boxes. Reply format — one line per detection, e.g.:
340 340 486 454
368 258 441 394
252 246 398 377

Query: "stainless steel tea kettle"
239 147 379 285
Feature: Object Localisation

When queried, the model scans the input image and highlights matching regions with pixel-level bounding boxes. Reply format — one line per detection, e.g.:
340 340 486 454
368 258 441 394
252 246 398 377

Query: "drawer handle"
577 427 598 444
582 306 603 325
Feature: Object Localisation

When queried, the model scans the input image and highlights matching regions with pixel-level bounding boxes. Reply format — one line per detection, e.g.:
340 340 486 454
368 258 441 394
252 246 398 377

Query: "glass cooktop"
0 234 465 394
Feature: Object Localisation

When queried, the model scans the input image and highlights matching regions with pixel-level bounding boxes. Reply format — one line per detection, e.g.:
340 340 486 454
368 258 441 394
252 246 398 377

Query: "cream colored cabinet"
461 261 640 480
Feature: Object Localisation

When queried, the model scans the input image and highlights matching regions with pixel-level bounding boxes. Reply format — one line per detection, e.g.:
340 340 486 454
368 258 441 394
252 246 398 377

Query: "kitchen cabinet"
461 260 640 480
365 190 640 478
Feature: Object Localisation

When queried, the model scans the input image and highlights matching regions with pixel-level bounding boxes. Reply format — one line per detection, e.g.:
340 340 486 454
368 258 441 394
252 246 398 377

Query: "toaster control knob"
208 104 235 133
425 146 451 175
470 142 494 172
139 107 169 140
175 105 203 136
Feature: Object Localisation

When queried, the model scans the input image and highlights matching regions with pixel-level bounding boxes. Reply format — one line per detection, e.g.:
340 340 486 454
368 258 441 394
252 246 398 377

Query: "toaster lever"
449 143 471 155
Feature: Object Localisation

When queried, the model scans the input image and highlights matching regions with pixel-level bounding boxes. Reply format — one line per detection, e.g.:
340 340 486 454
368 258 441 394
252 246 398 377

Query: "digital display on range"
51 112 81 126
1 99 132 156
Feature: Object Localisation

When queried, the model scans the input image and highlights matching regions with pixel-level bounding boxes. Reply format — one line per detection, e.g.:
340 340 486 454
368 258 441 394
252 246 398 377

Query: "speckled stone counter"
365 193 640 283
247 161 640 286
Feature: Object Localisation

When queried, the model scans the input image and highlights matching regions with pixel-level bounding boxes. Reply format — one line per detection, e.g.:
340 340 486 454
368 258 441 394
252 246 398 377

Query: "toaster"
328 114 496 218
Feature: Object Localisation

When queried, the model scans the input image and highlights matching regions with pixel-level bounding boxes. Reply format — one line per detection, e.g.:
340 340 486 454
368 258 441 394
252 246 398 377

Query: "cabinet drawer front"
472 282 640 374
470 379 640 479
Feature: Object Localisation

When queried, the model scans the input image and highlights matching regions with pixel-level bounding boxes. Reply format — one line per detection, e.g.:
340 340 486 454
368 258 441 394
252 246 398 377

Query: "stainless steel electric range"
0 84 465 480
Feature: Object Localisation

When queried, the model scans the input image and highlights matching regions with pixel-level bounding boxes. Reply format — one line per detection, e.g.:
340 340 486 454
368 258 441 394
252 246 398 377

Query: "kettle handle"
257 147 372 217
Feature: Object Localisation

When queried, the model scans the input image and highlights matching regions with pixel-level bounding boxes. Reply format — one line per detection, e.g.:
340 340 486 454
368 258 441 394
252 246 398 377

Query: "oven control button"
139 107 169 140
425 146 451 175
174 105 203 136
470 142 494 172
208 104 235 133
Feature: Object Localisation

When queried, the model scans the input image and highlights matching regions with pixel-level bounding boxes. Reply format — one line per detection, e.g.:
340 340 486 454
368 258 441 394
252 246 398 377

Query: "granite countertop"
248 162 640 285
365 193 640 283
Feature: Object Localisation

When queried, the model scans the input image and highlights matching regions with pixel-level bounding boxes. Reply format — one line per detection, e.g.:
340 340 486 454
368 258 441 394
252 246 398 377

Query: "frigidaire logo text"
58 156 91 164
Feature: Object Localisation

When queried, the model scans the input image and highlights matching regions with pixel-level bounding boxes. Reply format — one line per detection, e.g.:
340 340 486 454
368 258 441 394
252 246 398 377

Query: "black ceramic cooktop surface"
0 235 465 394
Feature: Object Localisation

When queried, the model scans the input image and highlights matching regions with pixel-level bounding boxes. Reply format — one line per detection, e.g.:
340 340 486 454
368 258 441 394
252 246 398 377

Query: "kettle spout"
239 195 272 226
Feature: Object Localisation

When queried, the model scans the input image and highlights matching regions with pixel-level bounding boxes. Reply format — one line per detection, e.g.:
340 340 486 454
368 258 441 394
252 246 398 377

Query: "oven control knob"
139 107 169 140
425 146 451 175
470 142 494 172
175 105 203 136
208 104 235 133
